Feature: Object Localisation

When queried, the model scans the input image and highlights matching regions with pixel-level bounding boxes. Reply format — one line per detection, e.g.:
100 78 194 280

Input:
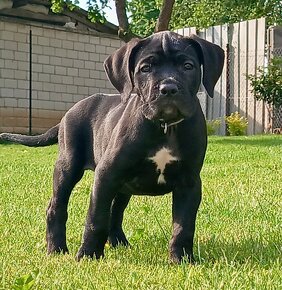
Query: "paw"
108 229 130 247
47 242 69 255
169 247 195 264
76 245 104 261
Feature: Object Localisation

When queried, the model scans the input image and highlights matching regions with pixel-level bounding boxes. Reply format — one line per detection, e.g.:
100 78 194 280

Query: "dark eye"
184 62 194 70
140 64 151 73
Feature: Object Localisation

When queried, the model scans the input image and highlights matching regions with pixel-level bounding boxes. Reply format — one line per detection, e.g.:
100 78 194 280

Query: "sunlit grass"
0 135 281 289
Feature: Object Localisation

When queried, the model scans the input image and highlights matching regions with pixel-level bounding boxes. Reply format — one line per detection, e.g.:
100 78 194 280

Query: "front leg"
76 165 121 261
169 177 202 263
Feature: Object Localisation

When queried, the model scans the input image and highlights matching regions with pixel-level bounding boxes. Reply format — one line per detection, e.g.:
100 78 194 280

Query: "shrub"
248 57 282 132
206 119 221 135
248 57 282 109
225 112 248 136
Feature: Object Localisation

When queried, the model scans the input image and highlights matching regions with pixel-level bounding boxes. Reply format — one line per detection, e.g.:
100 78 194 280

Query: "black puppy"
0 31 224 263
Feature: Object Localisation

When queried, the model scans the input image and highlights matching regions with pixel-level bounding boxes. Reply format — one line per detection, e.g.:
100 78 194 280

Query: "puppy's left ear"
104 38 142 103
190 34 225 98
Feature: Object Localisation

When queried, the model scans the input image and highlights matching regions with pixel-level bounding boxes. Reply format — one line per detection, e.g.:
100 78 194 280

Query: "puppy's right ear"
104 38 142 103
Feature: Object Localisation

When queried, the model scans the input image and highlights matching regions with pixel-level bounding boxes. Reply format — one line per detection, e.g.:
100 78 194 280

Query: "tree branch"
115 0 135 42
155 0 175 32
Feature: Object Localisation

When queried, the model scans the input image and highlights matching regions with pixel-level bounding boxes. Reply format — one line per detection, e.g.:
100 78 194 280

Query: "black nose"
159 83 178 96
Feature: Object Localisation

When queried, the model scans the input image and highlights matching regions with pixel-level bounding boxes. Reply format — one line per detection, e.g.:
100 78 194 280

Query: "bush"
248 57 282 132
206 119 221 135
225 112 248 136
248 57 282 108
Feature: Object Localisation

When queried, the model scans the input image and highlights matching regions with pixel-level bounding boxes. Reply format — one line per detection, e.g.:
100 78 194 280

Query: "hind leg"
108 193 131 247
46 155 84 254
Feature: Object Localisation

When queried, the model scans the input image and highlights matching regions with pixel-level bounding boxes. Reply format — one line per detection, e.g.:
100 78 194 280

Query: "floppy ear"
104 38 142 103
189 34 225 98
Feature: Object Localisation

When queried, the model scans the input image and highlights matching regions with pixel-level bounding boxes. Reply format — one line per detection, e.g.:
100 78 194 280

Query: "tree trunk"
266 104 273 133
115 0 135 42
155 0 175 32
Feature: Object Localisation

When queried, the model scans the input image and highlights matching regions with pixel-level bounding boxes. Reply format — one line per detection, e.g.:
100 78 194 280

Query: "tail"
0 124 59 147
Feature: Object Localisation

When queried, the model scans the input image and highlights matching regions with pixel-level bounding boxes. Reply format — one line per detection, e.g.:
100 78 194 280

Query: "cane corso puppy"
0 31 224 263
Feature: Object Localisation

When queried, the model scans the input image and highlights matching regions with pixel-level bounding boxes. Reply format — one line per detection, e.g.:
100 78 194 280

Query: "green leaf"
12 269 39 290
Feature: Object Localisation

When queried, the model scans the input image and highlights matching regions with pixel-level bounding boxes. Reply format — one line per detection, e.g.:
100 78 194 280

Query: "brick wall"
0 18 123 134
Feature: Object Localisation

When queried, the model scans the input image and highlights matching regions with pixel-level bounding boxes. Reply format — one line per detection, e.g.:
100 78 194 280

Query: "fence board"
231 22 240 114
212 26 222 121
212 25 228 134
239 20 248 125
220 25 228 134
247 19 258 134
255 18 266 133
184 27 197 36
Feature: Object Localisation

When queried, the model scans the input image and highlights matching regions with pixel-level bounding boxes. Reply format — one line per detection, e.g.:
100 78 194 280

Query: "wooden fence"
176 18 268 135
269 26 282 131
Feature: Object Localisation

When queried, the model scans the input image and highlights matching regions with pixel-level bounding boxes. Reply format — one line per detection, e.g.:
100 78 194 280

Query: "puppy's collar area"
159 118 185 134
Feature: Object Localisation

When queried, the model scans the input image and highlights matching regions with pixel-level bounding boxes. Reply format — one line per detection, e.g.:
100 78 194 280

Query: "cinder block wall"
0 18 122 134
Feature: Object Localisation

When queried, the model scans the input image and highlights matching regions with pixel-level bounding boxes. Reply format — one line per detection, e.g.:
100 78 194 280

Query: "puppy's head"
104 31 224 122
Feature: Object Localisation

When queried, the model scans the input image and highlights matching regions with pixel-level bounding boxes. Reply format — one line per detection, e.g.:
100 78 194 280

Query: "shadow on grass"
209 136 282 147
104 233 280 267
44 233 279 268
195 235 280 266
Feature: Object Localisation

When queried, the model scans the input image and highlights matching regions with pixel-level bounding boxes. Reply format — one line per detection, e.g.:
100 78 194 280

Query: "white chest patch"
148 147 179 184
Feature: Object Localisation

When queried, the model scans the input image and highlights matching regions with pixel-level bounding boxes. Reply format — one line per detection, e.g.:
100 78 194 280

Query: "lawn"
0 135 281 289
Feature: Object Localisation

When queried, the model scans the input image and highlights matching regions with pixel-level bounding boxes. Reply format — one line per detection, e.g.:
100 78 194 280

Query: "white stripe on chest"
148 147 179 184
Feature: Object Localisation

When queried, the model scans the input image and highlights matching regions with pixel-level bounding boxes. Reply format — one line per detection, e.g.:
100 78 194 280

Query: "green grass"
0 135 281 289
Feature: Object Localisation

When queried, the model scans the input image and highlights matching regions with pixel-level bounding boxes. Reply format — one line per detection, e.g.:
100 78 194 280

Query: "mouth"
141 100 188 123
159 104 184 122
